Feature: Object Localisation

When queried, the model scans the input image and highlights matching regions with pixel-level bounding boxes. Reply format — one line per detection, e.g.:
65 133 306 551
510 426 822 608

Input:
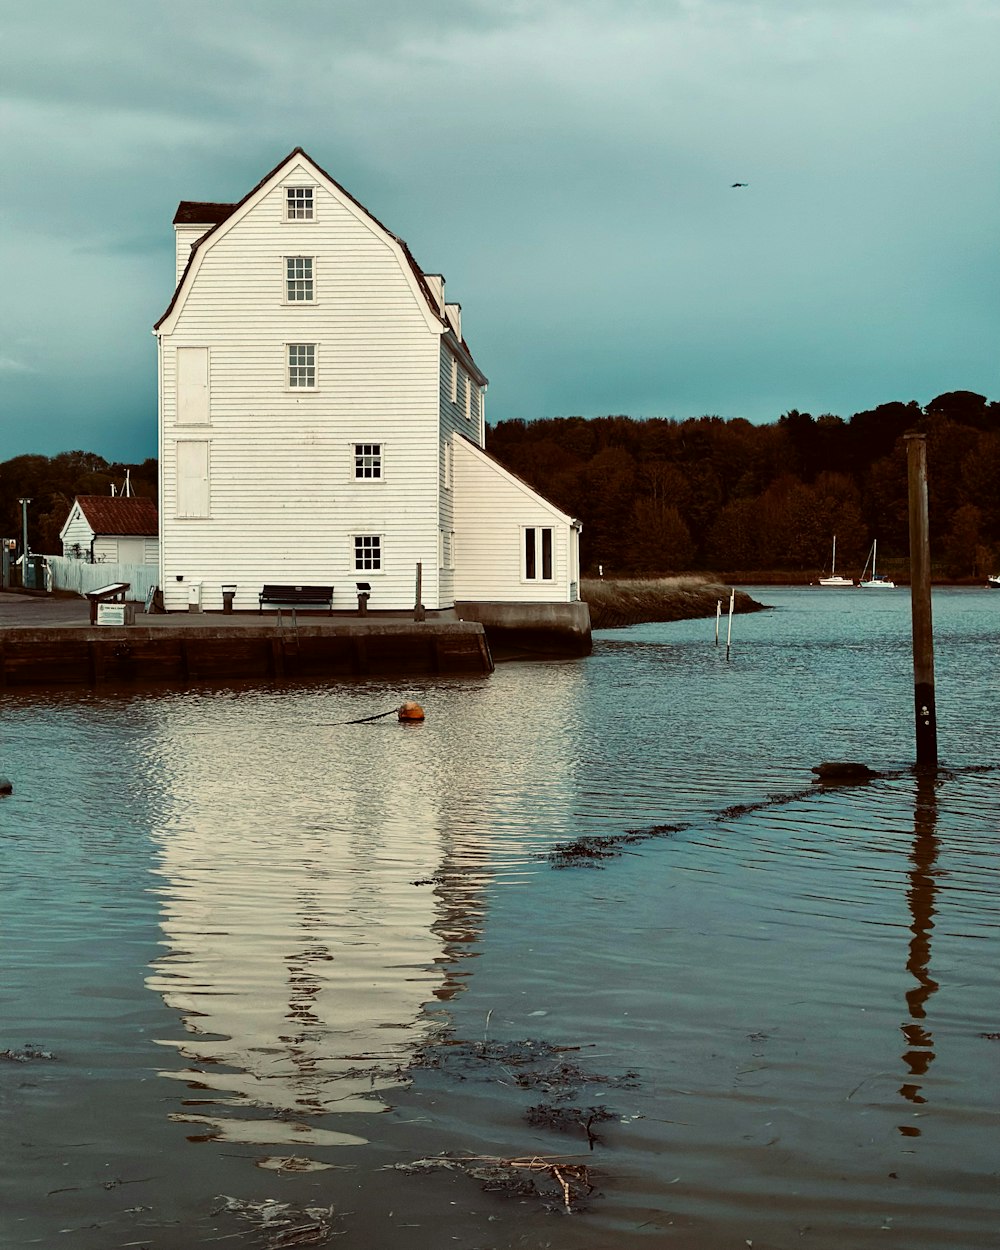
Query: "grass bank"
581 576 769 630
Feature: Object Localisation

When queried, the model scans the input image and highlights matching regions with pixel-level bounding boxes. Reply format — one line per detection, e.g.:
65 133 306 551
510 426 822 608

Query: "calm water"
2 587 998 1249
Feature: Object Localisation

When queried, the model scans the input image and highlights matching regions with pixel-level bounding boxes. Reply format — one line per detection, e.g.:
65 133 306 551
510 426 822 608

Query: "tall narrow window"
176 441 210 518
354 534 382 571
464 375 472 419
354 443 382 480
287 343 316 388
524 527 553 581
285 187 314 220
286 256 314 301
449 356 458 404
176 347 210 424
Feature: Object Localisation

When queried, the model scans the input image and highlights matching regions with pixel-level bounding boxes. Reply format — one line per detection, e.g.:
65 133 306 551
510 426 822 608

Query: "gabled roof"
72 496 158 537
155 148 484 379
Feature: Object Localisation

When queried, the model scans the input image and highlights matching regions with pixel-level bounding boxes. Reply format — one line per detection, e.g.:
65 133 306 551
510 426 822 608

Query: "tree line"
0 452 157 556
2 390 997 577
487 391 1000 578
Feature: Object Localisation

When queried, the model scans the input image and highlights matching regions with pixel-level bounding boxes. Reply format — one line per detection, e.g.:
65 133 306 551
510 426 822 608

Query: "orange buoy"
397 701 425 722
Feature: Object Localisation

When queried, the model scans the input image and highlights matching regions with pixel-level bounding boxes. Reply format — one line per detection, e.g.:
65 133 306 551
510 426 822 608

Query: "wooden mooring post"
905 432 938 768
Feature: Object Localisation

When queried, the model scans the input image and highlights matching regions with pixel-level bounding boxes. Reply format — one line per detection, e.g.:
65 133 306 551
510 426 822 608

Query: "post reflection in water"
898 771 941 1132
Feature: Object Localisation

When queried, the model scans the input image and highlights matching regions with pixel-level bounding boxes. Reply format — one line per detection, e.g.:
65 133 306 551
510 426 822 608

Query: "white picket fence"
47 556 159 603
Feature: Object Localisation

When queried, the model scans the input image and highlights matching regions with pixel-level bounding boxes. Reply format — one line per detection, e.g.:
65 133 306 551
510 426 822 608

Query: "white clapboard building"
59 495 159 565
154 148 587 646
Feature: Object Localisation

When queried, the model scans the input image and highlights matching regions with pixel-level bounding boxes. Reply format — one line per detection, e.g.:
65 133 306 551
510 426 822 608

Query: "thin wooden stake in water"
715 599 722 646
905 433 938 768
726 588 735 661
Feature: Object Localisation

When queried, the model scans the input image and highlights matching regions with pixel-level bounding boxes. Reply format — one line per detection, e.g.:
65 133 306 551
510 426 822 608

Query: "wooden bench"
258 584 334 614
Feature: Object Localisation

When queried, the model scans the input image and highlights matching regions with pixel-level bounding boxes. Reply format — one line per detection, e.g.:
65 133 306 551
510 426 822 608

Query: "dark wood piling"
905 432 938 768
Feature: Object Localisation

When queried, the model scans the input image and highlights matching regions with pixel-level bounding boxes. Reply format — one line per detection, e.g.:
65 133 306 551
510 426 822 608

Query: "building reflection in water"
139 679 581 1154
898 770 940 1133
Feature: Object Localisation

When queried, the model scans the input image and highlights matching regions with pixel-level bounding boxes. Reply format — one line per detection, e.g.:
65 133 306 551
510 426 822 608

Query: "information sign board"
97 603 127 626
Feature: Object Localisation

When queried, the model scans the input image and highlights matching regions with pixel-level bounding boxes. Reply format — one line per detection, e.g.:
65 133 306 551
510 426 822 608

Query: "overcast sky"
2 0 998 462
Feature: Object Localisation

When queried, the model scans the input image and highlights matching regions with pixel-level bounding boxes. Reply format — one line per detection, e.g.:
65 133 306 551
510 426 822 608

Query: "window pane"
354 443 382 479
288 343 315 387
286 187 314 219
525 528 536 580
354 535 381 570
286 256 313 301
541 527 553 580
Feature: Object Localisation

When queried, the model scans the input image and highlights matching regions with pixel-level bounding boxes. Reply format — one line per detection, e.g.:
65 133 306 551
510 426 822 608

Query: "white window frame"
286 342 317 389
352 441 383 481
284 256 314 303
284 186 315 221
353 533 383 573
522 525 554 583
464 374 472 420
449 355 458 404
442 440 454 491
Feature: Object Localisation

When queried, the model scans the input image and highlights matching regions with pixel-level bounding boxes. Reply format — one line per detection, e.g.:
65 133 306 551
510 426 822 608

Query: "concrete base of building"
454 600 592 658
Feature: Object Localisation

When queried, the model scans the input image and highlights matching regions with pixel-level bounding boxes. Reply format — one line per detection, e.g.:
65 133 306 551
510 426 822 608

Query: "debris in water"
255 1155 341 1173
407 1036 639 1107
390 1154 596 1214
213 1195 337 1247
811 761 880 783
548 824 682 868
1 1043 55 1062
525 1103 616 1149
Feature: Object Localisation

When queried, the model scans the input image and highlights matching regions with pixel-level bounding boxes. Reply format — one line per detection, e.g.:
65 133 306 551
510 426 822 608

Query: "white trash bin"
187 581 203 613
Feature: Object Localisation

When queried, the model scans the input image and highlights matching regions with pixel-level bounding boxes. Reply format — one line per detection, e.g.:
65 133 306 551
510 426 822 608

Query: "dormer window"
286 256 314 302
285 187 314 220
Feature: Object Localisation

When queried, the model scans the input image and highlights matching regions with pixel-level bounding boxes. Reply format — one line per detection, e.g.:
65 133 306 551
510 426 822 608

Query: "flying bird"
731 182 749 188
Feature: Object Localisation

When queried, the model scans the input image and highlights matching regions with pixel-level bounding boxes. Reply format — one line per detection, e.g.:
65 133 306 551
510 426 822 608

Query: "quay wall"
454 600 592 657
0 620 494 686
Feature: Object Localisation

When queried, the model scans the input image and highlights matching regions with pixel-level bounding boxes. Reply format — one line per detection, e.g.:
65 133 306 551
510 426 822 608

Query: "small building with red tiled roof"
59 495 159 565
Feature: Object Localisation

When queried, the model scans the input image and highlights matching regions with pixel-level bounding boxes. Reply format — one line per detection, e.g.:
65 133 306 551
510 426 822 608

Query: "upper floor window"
354 442 382 480
524 526 554 582
442 440 454 490
286 256 314 302
285 186 314 220
287 343 316 388
449 356 458 404
464 375 472 419
354 534 382 571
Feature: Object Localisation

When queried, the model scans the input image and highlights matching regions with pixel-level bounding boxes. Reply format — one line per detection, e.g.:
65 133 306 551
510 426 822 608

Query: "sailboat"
859 539 896 589
818 535 855 587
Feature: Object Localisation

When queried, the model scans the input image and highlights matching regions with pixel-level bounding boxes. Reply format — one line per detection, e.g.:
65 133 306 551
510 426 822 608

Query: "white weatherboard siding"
93 536 158 565
452 438 578 603
60 504 94 558
158 161 442 613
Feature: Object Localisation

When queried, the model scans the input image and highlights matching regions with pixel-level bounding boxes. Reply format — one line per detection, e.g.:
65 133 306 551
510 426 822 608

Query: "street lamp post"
17 498 31 588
